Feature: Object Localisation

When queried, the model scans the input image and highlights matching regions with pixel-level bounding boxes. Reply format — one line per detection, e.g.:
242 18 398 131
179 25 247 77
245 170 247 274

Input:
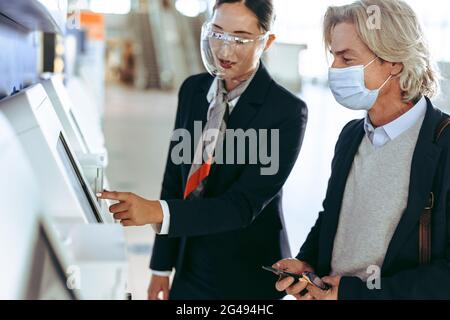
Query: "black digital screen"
56 133 102 223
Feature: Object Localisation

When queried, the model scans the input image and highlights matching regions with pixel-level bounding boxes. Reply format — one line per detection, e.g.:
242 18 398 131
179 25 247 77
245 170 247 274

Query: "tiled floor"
103 81 363 300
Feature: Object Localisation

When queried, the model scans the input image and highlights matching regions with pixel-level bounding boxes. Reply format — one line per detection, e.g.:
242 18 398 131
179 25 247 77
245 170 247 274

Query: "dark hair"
214 0 275 32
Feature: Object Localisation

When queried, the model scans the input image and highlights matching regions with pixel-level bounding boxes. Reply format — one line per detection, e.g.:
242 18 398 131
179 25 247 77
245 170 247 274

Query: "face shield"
200 21 269 82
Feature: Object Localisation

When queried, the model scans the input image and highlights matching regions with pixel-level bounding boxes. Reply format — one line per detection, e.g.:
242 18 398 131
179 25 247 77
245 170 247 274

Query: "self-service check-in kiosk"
0 110 127 300
0 84 112 223
40 74 111 204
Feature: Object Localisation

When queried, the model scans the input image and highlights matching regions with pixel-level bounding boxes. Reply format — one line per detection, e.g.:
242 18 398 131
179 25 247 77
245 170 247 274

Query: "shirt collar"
364 96 427 144
206 78 241 109
207 62 260 107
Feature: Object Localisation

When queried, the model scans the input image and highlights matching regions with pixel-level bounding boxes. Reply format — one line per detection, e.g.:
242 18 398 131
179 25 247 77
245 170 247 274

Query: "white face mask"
328 57 392 111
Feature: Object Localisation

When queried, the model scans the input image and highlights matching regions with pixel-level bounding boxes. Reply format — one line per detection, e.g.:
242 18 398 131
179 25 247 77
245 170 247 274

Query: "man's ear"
264 34 276 51
390 62 404 77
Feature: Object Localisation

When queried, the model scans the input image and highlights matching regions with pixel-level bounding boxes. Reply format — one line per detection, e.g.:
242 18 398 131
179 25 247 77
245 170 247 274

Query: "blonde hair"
323 0 439 102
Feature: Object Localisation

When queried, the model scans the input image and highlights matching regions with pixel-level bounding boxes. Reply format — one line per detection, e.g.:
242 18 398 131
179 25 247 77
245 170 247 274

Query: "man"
275 0 450 299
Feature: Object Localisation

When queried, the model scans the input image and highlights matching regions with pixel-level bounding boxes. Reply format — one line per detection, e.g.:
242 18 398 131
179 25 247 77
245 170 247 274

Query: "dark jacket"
150 63 308 299
297 98 450 299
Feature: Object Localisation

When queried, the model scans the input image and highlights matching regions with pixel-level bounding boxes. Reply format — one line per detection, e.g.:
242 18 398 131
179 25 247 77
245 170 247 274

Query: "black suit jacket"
297 98 450 299
150 63 308 299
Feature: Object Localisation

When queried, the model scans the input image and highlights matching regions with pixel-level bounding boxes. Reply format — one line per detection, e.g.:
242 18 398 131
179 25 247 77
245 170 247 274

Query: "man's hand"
148 275 170 300
273 258 315 299
97 191 163 226
306 275 341 300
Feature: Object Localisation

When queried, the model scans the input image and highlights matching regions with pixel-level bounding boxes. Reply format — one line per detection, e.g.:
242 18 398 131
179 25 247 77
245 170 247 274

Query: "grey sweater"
330 115 425 281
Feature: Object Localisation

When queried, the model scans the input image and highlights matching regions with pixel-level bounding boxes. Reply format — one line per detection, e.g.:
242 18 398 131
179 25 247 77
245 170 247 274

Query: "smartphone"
262 266 301 282
302 272 331 290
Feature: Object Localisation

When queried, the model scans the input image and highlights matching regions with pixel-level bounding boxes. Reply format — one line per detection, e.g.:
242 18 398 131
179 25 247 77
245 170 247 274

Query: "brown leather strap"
435 118 450 142
419 193 434 264
419 117 450 264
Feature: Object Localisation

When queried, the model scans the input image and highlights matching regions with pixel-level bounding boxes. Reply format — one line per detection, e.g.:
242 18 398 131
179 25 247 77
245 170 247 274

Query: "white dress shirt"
363 96 427 147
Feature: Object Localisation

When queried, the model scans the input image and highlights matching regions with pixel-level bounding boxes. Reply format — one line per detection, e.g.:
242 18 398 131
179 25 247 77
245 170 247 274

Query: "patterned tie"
183 77 252 199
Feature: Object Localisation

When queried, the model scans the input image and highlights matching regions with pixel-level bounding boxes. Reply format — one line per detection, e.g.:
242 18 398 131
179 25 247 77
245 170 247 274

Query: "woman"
98 0 308 299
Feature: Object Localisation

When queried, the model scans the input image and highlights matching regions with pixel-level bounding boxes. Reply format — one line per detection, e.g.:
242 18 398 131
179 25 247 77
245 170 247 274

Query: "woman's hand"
273 258 315 299
97 191 163 226
148 275 170 300
306 275 341 300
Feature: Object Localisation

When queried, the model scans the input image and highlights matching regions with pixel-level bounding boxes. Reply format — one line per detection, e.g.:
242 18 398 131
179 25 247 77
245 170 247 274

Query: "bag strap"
435 118 450 143
419 116 450 264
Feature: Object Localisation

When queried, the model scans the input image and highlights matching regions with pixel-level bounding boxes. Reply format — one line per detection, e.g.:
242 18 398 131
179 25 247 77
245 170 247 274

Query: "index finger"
96 191 129 201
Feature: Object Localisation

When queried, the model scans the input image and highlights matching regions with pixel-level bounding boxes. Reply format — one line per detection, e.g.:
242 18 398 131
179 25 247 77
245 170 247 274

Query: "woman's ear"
390 62 404 77
264 34 276 51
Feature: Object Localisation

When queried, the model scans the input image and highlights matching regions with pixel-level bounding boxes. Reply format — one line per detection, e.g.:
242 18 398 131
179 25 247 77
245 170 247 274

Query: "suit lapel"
382 99 443 271
182 63 273 187
193 76 214 123
207 63 273 178
226 63 272 130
